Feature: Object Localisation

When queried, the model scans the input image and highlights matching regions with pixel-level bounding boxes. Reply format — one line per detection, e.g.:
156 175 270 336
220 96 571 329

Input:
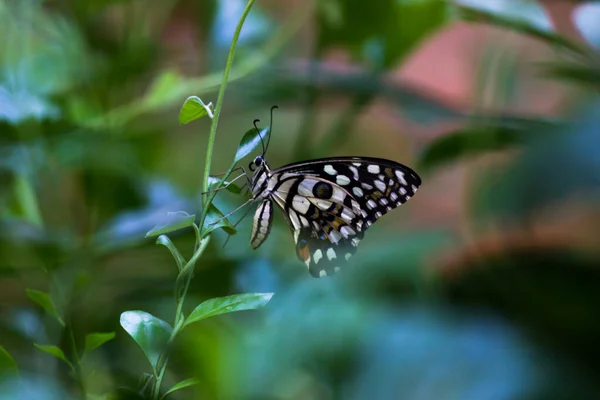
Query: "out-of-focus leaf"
234 127 270 163
458 5 594 60
419 127 524 171
84 332 116 353
183 293 273 328
33 344 72 369
318 0 450 67
539 62 600 86
144 70 189 109
201 204 237 236
420 115 563 171
161 377 201 399
156 235 187 271
208 176 243 194
239 65 463 126
120 311 173 371
146 211 196 238
25 289 64 326
0 346 18 377
179 96 214 124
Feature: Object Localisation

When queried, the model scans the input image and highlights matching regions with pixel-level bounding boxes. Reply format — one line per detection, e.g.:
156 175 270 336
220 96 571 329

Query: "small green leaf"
179 96 214 124
202 204 237 236
25 289 64 326
84 332 116 353
34 344 72 369
146 211 196 238
0 346 18 377
161 377 200 399
234 127 270 163
120 311 173 371
184 293 273 328
156 235 187 271
207 176 243 194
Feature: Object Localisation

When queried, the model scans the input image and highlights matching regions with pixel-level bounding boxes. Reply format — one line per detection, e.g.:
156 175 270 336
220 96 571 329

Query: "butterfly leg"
201 169 247 195
221 204 256 248
207 197 255 226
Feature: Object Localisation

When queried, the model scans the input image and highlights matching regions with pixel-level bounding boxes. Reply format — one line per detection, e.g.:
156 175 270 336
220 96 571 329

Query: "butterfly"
215 107 422 278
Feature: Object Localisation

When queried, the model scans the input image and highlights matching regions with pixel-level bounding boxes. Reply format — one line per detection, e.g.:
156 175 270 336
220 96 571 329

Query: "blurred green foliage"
1 0 600 399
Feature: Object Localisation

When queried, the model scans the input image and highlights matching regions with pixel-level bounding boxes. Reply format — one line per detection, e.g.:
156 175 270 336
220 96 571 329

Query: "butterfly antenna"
253 119 266 156
266 105 278 153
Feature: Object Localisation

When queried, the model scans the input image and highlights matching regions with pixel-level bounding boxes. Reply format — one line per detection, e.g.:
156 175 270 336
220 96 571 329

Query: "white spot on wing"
324 165 337 175
367 199 377 209
344 253 352 261
395 170 407 185
411 185 418 192
319 270 327 277
300 215 310 227
348 165 359 180
352 162 361 167
313 249 323 264
336 175 351 185
340 226 356 238
379 198 389 206
326 248 336 260
351 237 361 247
390 192 398 201
289 210 301 229
399 187 407 195
298 179 317 197
335 266 341 272
352 187 364 197
374 180 386 192
375 211 382 218
341 208 356 222
292 195 310 214
367 165 380 174
316 199 333 210
361 182 373 190
330 230 342 244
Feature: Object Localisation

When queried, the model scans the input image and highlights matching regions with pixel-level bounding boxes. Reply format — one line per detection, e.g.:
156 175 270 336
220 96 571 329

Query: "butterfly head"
248 155 271 197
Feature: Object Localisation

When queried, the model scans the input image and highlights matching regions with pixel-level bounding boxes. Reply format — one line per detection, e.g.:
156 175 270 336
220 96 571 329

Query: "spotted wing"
268 157 421 277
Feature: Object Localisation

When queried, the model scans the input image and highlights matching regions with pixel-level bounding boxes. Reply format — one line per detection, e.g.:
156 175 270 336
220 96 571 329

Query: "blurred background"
2 0 600 399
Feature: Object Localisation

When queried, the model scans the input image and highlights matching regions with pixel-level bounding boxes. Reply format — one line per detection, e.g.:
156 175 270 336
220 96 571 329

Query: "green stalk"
150 1 256 398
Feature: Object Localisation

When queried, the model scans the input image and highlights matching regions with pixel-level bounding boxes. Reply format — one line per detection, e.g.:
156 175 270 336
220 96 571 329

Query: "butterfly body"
246 155 421 278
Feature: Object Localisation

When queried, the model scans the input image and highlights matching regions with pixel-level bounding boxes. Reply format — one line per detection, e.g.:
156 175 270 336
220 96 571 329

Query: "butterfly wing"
267 157 421 277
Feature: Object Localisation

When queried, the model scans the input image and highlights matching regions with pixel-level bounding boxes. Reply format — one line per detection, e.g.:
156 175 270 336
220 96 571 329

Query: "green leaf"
179 96 214 124
184 293 273 328
25 289 64 326
234 127 270 163
156 235 187 271
208 176 243 194
0 346 18 377
458 6 594 60
84 332 116 353
161 377 201 399
146 211 196 238
419 127 524 172
539 62 600 86
419 117 558 172
202 204 237 236
120 311 173 371
33 344 72 369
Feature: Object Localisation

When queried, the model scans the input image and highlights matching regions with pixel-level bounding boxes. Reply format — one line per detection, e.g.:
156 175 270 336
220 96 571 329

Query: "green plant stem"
151 235 211 399
151 4 256 398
